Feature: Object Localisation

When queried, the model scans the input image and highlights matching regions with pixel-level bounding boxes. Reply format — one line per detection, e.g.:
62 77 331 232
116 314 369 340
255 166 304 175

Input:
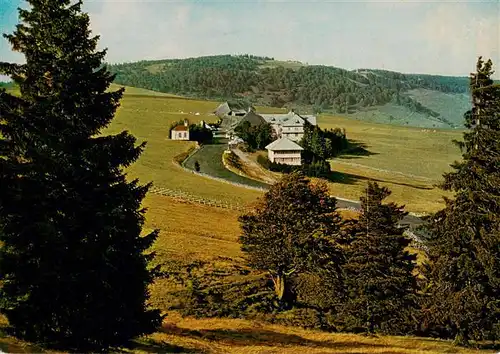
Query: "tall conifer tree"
422 57 500 345
339 182 418 335
0 0 161 349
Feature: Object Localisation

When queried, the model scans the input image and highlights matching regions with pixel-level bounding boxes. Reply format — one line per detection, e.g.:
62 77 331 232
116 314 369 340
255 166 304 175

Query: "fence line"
149 186 247 211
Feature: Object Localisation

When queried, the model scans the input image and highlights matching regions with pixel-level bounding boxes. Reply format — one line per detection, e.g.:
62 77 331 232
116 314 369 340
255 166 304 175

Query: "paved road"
335 198 425 230
188 146 427 231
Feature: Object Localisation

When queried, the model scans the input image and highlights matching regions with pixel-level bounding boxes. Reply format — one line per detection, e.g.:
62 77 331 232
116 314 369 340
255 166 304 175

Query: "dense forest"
107 55 470 125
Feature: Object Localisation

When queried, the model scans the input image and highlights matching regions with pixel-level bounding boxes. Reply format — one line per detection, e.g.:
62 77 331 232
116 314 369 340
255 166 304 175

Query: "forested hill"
107 55 471 128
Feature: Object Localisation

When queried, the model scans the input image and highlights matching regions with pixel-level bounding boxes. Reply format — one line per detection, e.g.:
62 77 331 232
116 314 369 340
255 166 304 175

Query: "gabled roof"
260 111 317 127
214 102 231 117
172 125 188 131
220 111 266 133
241 111 266 126
265 137 304 151
214 101 253 118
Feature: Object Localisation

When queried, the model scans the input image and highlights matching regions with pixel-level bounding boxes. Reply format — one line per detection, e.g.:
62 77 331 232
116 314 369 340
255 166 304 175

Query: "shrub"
273 308 326 330
257 155 331 178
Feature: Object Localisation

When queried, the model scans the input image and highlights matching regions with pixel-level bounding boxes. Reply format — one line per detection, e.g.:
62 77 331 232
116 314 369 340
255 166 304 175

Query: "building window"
184 132 187 138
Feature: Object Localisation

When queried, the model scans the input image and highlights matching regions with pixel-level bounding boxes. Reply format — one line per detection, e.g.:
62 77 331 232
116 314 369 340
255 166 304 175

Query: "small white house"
265 137 303 166
171 120 190 140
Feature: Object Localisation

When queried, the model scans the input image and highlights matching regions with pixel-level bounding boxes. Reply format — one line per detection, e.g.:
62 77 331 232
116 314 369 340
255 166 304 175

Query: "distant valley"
108 54 472 129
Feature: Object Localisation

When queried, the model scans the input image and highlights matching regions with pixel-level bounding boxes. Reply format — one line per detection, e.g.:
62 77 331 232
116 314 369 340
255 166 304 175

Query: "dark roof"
214 102 231 118
241 111 266 126
214 101 254 118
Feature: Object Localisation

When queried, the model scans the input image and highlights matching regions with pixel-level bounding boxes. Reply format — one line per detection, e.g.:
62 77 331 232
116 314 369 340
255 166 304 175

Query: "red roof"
172 125 188 131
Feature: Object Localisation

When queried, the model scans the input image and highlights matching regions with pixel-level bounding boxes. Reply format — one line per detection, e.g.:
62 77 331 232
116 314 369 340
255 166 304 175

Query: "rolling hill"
107 54 472 129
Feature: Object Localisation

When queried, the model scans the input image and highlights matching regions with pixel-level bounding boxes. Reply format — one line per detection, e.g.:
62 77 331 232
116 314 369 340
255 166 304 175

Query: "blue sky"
1 0 499 79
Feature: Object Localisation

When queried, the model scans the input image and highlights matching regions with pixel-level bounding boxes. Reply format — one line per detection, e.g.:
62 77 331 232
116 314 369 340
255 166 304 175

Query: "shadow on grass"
324 170 433 191
124 337 203 353
159 324 396 350
338 140 378 159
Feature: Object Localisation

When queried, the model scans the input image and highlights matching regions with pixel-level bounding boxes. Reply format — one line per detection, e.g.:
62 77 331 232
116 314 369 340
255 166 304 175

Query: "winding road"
185 144 426 231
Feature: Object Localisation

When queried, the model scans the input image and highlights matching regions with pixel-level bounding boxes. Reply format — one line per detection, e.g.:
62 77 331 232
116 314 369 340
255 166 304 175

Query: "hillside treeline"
108 55 469 115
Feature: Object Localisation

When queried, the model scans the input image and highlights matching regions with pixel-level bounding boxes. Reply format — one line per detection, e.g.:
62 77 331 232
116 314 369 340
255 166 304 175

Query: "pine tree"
339 182 418 335
239 173 344 308
0 1 162 350
422 57 500 345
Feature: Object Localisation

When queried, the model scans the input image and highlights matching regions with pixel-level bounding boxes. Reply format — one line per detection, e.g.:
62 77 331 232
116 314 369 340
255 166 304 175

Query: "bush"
172 261 277 319
273 308 326 330
291 272 342 311
302 160 331 178
189 124 213 144
257 155 299 173
256 155 270 169
173 145 197 165
239 143 255 153
257 155 331 178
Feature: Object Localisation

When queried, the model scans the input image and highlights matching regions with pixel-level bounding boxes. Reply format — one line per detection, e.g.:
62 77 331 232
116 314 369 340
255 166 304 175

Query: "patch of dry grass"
128 312 496 354
1 311 494 354
144 194 242 263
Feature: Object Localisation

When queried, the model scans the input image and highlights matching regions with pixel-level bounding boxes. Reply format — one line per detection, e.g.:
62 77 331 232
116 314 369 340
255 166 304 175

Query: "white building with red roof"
171 119 190 140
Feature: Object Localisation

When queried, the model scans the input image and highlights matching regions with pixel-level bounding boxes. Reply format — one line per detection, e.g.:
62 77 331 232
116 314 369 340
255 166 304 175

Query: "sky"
0 0 499 80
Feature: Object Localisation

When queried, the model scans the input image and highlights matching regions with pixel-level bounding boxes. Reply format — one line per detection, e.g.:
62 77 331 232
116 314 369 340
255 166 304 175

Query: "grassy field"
108 83 183 97
318 114 463 180
316 114 463 213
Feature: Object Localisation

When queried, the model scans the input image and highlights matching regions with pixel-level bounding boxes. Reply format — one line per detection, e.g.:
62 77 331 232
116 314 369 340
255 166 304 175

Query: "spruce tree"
422 57 500 345
239 173 344 308
339 182 418 335
0 0 161 350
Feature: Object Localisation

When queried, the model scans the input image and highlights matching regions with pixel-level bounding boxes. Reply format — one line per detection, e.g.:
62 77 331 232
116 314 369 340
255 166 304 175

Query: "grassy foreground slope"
0 308 495 353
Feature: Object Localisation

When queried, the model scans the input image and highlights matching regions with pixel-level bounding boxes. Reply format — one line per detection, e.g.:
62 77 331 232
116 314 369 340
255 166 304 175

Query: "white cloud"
2 0 499 80
420 2 500 77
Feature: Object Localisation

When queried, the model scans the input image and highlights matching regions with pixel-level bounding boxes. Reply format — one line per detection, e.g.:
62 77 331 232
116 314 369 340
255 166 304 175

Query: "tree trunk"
453 329 469 347
272 273 286 301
